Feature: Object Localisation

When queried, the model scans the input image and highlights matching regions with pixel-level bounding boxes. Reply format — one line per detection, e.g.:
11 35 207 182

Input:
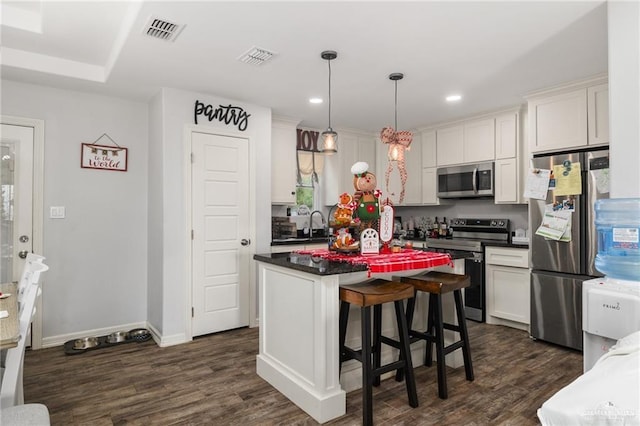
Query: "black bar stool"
397 271 474 399
339 278 418 426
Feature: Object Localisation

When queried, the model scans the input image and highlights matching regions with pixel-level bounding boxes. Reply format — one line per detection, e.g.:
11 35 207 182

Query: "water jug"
595 198 640 281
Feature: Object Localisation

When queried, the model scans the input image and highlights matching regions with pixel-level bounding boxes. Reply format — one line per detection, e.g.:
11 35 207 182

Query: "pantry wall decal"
81 133 128 172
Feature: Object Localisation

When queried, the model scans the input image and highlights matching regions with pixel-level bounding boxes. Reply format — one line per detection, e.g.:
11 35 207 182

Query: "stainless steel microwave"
437 162 494 198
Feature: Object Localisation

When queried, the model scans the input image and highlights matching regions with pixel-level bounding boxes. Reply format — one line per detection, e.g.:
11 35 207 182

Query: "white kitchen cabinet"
527 76 608 154
587 83 609 146
421 130 437 168
495 113 518 159
435 125 463 166
494 158 518 204
463 118 495 162
435 119 494 166
485 246 530 331
271 118 298 204
324 131 376 205
421 167 440 205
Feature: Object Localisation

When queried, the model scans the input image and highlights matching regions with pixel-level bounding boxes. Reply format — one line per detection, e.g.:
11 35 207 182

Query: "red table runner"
293 248 453 276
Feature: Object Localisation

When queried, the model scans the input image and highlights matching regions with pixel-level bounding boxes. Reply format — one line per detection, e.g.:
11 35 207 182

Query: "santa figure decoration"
351 161 381 229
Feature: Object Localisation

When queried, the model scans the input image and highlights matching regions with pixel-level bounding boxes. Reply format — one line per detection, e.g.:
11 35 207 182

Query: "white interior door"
0 124 34 284
191 131 250 336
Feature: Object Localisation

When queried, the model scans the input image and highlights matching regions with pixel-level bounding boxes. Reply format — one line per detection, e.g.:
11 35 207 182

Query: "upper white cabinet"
421 130 437 168
494 111 526 205
421 167 440 205
527 76 608 154
435 119 495 166
435 125 463 166
587 83 609 146
324 131 376 205
271 118 298 205
464 118 495 163
495 113 518 159
494 158 518 204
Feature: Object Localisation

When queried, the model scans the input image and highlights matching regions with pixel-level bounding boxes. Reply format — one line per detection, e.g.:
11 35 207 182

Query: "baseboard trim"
146 322 190 347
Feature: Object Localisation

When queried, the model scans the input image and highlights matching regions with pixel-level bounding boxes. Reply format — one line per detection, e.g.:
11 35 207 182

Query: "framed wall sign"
81 133 128 172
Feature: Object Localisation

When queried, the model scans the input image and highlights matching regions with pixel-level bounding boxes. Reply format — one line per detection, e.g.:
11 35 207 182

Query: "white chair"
0 325 29 408
16 254 46 311
1 257 48 410
0 403 50 425
18 262 49 338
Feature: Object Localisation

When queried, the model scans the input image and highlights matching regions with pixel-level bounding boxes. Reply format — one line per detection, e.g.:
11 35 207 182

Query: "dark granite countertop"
482 241 529 249
254 252 368 276
271 237 329 246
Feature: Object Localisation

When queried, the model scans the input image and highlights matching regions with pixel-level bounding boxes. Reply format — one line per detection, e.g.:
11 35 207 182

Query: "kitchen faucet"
309 210 326 239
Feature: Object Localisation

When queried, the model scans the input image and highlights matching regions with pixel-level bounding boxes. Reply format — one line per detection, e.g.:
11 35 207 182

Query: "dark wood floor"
24 322 582 425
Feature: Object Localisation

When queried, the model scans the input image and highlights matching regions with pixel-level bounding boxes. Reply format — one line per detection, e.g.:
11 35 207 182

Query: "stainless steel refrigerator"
529 149 609 351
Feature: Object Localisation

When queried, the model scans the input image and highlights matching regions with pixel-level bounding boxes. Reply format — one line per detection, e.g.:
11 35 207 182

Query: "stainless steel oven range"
424 218 510 322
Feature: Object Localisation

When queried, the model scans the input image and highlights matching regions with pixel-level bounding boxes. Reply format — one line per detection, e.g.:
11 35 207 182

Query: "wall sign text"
296 129 320 152
194 100 251 131
81 143 128 172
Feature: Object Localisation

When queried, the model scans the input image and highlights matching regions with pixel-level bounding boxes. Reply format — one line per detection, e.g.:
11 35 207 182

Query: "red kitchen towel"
293 249 453 275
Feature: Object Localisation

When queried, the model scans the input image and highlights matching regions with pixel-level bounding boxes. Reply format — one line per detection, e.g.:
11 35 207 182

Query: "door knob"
241 239 251 246
18 250 29 259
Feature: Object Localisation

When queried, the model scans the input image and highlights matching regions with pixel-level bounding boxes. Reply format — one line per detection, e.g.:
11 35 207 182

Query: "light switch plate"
50 206 65 219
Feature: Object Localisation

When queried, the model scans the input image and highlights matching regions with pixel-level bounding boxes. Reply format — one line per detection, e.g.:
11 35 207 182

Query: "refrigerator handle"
473 167 478 193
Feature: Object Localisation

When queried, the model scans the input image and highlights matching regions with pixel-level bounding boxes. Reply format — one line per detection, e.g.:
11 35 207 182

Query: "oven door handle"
472 167 478 193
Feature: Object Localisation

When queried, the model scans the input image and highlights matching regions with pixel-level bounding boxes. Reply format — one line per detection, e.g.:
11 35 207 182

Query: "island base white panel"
256 260 464 422
257 355 345 423
258 263 346 423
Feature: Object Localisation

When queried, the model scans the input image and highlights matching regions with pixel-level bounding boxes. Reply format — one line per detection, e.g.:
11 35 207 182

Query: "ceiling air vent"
238 46 276 66
143 16 184 42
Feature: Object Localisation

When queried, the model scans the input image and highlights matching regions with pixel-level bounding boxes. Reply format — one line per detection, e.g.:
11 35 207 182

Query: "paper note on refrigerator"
535 210 572 241
524 168 551 200
553 163 582 196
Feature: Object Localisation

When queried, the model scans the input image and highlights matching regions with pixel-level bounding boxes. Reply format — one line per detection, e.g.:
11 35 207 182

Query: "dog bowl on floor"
106 331 129 344
128 328 152 342
73 337 100 350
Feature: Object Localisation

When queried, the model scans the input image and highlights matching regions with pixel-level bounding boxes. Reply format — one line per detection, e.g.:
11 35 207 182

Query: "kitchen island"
254 249 454 423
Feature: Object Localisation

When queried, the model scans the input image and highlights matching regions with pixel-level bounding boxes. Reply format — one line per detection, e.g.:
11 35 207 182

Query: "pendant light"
389 73 403 161
380 72 413 204
320 50 338 154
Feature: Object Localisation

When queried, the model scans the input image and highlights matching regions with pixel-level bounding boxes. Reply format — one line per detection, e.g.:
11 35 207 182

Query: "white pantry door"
191 131 250 336
0 124 34 284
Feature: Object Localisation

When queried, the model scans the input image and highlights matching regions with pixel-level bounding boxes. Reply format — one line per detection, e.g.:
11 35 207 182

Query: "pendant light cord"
394 79 398 130
328 59 332 128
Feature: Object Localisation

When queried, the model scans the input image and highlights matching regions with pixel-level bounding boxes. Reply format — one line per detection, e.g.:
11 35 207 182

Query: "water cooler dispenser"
583 277 640 372
583 198 640 372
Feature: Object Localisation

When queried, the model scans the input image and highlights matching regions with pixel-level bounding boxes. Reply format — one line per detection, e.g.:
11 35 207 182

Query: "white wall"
147 92 164 333
150 88 271 343
608 1 640 198
1 80 148 340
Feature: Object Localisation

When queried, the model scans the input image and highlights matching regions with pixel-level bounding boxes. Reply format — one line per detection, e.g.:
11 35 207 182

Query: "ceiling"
0 1 608 133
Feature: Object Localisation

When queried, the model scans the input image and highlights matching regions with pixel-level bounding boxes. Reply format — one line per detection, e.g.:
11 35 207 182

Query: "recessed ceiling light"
446 94 462 102
309 97 323 104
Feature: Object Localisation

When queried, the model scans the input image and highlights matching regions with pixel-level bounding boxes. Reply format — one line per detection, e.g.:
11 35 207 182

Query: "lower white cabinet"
485 246 530 330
